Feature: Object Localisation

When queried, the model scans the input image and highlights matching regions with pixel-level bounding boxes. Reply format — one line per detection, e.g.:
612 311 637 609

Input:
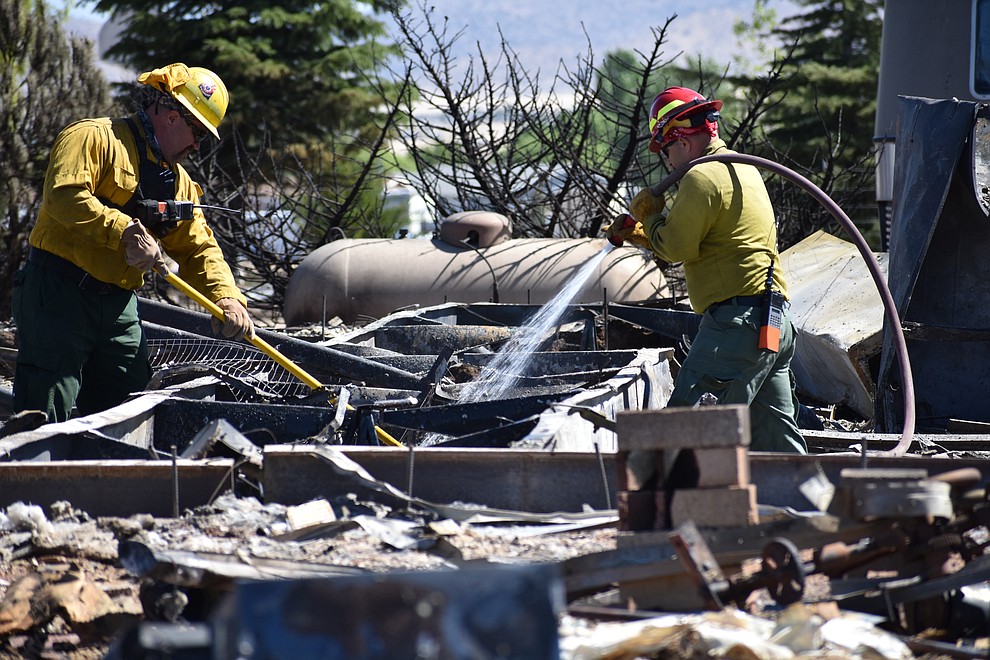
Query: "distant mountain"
68 0 799 87
65 12 132 83
389 0 799 79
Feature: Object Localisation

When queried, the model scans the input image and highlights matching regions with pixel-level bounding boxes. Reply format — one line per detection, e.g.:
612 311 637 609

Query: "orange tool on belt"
758 263 784 353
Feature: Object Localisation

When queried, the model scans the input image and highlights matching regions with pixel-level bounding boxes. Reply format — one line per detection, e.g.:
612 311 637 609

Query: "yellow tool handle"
161 271 402 447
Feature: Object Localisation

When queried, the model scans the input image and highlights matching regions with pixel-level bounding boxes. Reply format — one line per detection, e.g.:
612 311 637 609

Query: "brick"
695 446 750 488
669 485 758 528
616 405 750 452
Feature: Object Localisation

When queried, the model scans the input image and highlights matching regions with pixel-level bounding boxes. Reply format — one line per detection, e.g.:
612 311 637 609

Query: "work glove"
629 187 666 223
211 298 255 342
121 220 161 271
603 213 652 249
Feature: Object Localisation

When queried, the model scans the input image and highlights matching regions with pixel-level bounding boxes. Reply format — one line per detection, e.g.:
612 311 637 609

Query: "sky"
69 0 800 83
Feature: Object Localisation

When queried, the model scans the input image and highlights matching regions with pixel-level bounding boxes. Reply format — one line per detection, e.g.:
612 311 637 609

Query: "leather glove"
629 187 666 223
121 221 161 270
603 213 652 249
211 298 255 341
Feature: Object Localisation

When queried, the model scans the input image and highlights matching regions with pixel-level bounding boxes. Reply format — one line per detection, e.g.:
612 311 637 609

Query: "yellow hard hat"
138 63 229 140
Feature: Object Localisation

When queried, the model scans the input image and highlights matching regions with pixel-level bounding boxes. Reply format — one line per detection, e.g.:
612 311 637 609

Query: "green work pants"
668 301 807 453
11 263 151 423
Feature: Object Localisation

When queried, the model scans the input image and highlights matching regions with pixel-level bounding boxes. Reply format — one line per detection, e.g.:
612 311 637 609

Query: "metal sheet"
877 97 987 431
0 380 210 461
781 231 886 417
522 349 674 452
152 399 340 453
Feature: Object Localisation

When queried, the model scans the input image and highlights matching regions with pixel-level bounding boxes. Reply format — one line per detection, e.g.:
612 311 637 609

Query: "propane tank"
283 211 667 324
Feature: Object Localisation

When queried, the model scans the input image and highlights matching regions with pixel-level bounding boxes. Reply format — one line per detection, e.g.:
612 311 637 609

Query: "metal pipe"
460 237 500 303
602 287 609 352
171 444 179 517
650 153 915 456
594 441 611 510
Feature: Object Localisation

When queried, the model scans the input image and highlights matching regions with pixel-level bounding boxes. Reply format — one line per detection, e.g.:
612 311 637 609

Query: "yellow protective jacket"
639 139 787 314
29 115 246 305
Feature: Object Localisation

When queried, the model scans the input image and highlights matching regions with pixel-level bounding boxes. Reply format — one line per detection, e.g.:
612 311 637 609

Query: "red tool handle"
608 214 635 247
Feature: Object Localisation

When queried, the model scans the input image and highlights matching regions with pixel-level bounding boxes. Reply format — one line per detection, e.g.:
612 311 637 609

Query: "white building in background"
383 179 440 239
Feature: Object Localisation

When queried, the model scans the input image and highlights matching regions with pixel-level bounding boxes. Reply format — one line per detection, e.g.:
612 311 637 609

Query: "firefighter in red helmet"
606 86 806 453
646 86 723 155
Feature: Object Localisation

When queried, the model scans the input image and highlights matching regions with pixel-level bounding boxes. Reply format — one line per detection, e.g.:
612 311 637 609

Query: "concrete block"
616 405 750 452
696 446 751 488
670 485 758 528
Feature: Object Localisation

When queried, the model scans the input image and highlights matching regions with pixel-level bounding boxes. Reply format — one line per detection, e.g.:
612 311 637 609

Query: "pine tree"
760 0 883 171
0 0 113 318
92 0 405 149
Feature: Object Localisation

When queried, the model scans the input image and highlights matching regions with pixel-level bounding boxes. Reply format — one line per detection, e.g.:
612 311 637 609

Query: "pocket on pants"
11 269 25 322
16 344 61 373
669 370 733 407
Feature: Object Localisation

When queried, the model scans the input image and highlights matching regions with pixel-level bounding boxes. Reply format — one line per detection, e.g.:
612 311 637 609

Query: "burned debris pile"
1 396 989 657
0 229 989 655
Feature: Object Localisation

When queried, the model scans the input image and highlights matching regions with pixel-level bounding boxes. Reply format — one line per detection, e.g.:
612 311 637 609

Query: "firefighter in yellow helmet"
11 63 253 424
605 86 807 454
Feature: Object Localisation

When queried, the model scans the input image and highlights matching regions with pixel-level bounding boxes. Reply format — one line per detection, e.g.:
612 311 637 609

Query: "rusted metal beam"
0 459 234 517
262 445 618 513
2 450 988 519
265 446 990 514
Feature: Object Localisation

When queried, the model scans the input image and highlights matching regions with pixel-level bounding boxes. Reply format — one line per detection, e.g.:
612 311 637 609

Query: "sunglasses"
180 113 210 144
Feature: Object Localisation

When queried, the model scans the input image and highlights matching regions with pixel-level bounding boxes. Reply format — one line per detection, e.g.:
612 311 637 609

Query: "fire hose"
633 154 915 456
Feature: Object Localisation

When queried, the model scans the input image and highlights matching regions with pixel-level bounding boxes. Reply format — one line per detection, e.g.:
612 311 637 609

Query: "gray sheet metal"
874 2 976 138
0 378 217 461
521 348 674 452
877 97 990 431
781 231 886 417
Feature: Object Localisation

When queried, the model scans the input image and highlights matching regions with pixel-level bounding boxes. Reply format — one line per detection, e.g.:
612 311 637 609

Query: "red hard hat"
648 86 723 153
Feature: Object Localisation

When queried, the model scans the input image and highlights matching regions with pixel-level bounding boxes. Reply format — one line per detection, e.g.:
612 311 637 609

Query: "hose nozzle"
607 214 636 247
